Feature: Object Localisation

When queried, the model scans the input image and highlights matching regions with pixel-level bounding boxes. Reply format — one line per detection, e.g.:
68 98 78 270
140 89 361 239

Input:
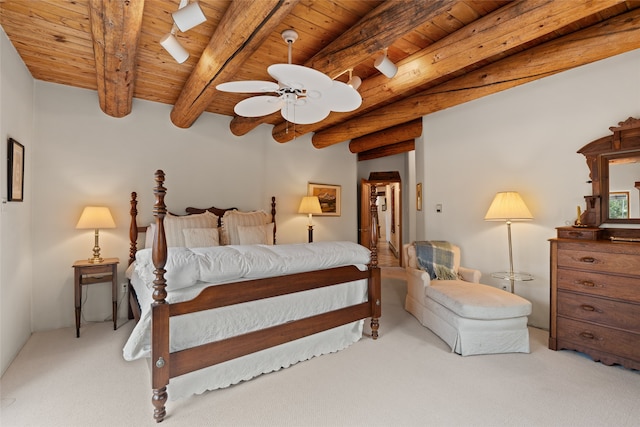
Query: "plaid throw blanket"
414 241 458 280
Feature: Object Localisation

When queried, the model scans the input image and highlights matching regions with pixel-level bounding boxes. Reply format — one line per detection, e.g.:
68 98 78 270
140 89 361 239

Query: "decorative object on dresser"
76 206 116 263
484 191 534 293
126 170 381 422
549 117 640 370
298 195 322 243
72 257 119 338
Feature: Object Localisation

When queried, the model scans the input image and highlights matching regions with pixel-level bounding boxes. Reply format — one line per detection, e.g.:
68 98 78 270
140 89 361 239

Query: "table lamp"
484 191 533 293
298 196 322 243
76 206 116 263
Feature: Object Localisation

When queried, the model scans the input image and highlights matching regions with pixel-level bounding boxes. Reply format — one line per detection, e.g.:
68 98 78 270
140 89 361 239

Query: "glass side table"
491 271 533 293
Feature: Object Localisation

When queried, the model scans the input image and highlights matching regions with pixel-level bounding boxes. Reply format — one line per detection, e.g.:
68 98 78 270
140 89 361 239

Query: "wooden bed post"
271 196 277 245
128 192 138 266
369 183 381 339
151 170 170 423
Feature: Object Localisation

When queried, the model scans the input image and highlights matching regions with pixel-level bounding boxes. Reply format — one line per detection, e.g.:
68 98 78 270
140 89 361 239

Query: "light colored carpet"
1 268 639 427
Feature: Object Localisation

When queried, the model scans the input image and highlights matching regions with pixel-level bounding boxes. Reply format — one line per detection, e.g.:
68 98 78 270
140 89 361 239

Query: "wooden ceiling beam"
357 140 416 162
169 0 299 129
274 0 626 143
228 0 459 137
313 9 640 148
349 119 422 153
88 0 144 118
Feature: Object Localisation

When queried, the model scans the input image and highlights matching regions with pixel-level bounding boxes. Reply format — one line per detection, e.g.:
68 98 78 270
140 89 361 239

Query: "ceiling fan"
216 30 362 125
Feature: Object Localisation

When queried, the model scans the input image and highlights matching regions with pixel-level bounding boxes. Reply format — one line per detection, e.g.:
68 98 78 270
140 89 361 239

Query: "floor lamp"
298 196 322 243
484 191 533 293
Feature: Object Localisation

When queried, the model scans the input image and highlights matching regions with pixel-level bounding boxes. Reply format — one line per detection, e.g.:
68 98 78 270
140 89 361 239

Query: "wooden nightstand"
72 258 119 338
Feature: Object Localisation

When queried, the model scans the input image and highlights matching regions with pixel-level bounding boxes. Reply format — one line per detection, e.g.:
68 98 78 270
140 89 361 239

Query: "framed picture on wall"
308 183 341 216
7 138 24 202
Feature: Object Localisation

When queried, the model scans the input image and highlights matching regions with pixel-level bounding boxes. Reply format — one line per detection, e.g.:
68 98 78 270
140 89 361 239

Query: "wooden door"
359 179 374 249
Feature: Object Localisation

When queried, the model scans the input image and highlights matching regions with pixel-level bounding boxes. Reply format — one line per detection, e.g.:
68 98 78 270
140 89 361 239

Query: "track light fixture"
374 48 398 78
347 69 361 90
160 0 206 63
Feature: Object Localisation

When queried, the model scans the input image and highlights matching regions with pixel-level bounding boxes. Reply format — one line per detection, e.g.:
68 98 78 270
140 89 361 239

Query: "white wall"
0 28 34 375
416 49 640 329
30 82 358 332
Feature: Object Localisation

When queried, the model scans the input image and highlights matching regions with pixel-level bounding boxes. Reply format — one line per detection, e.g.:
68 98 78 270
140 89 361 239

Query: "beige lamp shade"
76 206 116 229
484 192 533 221
298 196 322 215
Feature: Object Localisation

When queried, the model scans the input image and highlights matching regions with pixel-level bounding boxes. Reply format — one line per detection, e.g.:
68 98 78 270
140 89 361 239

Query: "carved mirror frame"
578 117 640 228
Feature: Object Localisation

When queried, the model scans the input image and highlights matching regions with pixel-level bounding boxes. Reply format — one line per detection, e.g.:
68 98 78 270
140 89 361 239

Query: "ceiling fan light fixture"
374 49 397 78
172 1 206 32
159 33 189 63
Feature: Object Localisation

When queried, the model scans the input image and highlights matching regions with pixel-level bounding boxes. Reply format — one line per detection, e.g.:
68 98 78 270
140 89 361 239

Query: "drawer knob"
579 256 596 264
580 331 595 340
581 304 596 312
580 280 596 288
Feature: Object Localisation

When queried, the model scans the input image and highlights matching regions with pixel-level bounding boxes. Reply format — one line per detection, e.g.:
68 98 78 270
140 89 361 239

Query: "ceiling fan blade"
234 96 284 117
216 81 279 93
280 101 330 125
268 64 333 91
314 80 362 112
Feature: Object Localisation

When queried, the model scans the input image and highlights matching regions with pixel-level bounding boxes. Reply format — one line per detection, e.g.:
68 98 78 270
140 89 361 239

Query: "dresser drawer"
556 227 602 240
556 317 640 362
557 268 640 304
557 248 640 276
557 291 640 333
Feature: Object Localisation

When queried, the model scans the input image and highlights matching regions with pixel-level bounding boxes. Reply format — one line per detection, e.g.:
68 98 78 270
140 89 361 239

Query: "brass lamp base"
88 229 104 263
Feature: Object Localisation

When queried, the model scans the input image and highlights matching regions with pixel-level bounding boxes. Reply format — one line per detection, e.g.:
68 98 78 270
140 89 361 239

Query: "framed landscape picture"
7 138 24 202
308 183 341 216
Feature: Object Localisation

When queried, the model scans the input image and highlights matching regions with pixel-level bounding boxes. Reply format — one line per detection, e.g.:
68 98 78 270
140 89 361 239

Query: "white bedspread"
123 241 371 398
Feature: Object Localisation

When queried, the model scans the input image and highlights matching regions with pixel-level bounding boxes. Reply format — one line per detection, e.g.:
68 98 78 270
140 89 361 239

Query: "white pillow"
221 210 270 245
164 211 218 247
144 224 155 249
237 223 274 245
182 227 219 248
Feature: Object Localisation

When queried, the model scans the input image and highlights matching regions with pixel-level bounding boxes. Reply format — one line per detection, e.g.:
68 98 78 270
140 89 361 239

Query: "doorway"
359 172 402 267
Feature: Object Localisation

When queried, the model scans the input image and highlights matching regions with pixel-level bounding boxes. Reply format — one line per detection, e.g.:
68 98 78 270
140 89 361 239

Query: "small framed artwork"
308 183 341 216
7 138 24 202
416 182 422 211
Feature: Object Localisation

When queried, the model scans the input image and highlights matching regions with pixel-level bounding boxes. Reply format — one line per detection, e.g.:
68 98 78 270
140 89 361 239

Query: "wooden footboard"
142 170 381 422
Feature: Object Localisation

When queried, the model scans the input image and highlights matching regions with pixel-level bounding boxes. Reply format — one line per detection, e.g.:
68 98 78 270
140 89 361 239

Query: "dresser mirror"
578 117 640 229
602 152 640 223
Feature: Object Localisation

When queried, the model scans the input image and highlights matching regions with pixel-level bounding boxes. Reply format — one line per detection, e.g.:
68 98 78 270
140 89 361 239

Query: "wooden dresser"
549 227 640 370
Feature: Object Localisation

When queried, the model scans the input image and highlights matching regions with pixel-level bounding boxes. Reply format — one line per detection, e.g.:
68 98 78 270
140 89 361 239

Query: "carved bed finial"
129 192 138 266
152 170 168 305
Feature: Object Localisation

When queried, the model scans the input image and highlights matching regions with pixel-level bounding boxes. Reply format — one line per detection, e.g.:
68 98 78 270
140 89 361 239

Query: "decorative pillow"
182 227 219 248
413 241 459 280
221 210 270 245
163 211 218 247
144 224 156 249
237 223 274 245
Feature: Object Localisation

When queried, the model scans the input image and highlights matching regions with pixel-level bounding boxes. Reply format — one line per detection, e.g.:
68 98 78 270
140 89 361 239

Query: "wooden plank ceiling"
1 0 639 160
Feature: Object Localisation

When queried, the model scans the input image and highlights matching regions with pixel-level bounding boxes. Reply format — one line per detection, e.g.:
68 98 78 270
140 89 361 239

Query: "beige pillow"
164 211 218 247
182 227 219 248
237 223 274 245
221 210 270 245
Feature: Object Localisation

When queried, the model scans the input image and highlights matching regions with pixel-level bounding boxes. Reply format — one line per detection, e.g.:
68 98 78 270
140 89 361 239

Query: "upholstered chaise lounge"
403 242 532 356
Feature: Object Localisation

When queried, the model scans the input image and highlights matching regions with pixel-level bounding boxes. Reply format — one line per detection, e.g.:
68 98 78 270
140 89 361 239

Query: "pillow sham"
237 223 274 245
221 210 270 245
182 227 219 248
164 211 218 247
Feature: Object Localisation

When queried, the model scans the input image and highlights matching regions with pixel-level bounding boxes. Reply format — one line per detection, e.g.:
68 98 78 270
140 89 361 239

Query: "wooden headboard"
128 192 277 265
